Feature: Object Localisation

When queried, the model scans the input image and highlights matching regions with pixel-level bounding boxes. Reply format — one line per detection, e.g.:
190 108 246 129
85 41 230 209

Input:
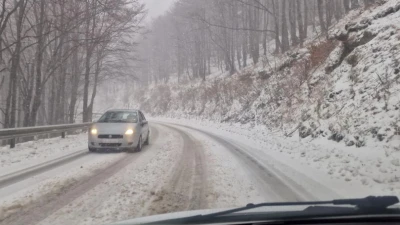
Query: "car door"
139 111 149 138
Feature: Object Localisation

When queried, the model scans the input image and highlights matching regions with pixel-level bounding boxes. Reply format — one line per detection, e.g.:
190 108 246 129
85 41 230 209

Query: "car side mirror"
141 121 147 126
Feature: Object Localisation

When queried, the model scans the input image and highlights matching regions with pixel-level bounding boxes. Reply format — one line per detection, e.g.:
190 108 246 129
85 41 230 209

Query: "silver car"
88 109 150 153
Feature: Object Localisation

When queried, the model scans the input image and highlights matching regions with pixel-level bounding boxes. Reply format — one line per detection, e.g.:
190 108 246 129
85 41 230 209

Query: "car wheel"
89 147 96 152
136 136 142 152
144 132 150 145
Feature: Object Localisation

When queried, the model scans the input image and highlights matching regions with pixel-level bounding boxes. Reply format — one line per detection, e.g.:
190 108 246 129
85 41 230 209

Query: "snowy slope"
124 0 400 151
89 0 400 206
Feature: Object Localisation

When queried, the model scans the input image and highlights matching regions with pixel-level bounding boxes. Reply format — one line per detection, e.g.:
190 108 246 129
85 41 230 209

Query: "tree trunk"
262 5 267 56
23 63 34 127
280 0 290 52
250 5 260 64
312 0 317 32
318 0 327 34
351 0 360 9
17 91 22 127
30 0 45 126
55 0 66 124
242 2 248 66
207 52 211 74
334 0 343 21
303 0 308 39
289 0 298 46
4 75 13 128
87 52 101 123
343 0 350 13
242 36 247 67
227 3 235 73
48 78 56 124
82 0 95 122
69 41 80 123
297 0 305 46
9 0 26 128
272 0 281 53
326 0 333 29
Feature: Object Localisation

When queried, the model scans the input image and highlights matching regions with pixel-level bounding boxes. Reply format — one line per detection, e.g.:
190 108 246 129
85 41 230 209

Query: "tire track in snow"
161 123 316 202
143 123 208 215
1 154 139 225
1 127 161 225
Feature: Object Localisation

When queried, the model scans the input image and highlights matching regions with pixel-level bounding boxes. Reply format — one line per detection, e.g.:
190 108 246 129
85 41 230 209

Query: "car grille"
99 143 122 147
98 134 123 139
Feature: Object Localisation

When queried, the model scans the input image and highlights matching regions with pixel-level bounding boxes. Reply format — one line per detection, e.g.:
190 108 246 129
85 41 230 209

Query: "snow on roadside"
152 117 400 198
0 153 125 222
181 128 264 207
0 133 88 176
36 122 272 225
36 125 183 225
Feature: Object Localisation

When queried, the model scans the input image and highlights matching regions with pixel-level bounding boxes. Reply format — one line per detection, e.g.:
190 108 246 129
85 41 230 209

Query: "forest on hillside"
0 0 378 129
137 0 376 84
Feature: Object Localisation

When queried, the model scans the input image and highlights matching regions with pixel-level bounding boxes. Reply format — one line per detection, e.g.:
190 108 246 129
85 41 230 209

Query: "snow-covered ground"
91 0 400 202
1 119 385 225
0 124 254 224
2 1 399 224
0 153 125 222
152 117 400 198
0 133 88 176
32 123 274 225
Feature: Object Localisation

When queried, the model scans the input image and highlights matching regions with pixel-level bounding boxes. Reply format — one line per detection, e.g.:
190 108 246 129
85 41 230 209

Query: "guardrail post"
61 131 66 138
10 138 16 148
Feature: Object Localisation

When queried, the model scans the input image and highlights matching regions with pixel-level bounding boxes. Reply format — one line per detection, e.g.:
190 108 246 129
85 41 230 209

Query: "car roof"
105 109 139 113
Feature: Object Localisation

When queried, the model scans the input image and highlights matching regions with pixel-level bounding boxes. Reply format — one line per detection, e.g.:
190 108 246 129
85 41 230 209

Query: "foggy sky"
144 0 176 21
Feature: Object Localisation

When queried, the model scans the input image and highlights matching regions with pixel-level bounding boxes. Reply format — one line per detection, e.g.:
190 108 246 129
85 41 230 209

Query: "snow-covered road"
0 121 364 225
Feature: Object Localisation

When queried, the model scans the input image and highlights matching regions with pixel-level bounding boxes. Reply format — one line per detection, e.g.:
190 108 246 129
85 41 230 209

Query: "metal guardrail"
0 123 93 148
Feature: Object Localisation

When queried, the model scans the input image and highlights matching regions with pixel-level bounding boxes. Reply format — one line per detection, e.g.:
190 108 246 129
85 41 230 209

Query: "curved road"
0 122 339 225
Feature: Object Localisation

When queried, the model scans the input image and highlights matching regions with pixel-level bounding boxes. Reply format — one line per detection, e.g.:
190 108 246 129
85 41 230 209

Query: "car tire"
144 132 150 145
136 136 142 152
89 147 96 152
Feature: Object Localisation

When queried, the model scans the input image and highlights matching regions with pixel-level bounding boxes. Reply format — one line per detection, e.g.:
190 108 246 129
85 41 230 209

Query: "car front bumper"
88 134 139 151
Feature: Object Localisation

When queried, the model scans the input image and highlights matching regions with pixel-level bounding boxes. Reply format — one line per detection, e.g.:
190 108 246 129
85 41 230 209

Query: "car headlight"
91 128 98 135
125 129 134 135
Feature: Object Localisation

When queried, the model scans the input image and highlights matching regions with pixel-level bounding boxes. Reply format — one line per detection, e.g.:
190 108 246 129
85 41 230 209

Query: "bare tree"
297 0 305 46
351 0 360 9
289 0 298 46
317 0 327 34
343 0 350 13
281 0 290 52
1 0 145 127
5 0 27 128
303 0 308 39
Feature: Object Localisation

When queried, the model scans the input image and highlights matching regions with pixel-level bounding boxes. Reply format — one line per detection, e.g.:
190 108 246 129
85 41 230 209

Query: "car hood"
93 123 137 134
107 206 309 225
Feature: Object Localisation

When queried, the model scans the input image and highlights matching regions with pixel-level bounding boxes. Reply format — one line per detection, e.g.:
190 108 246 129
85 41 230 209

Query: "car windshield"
1 0 400 225
97 111 138 123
